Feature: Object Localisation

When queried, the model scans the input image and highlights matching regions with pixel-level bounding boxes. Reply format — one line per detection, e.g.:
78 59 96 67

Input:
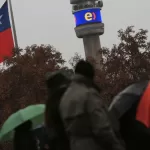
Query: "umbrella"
0 104 45 142
108 80 149 128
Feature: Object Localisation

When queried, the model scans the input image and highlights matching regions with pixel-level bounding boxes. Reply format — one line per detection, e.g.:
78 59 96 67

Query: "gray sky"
0 0 150 61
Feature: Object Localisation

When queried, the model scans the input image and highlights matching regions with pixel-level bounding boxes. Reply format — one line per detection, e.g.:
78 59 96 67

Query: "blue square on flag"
0 1 11 32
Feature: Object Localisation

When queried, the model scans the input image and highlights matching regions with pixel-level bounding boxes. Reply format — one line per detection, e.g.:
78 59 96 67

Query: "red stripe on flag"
0 28 14 62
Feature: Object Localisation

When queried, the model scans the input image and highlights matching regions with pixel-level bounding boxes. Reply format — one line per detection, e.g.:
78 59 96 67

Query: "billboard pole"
83 35 102 69
70 0 104 69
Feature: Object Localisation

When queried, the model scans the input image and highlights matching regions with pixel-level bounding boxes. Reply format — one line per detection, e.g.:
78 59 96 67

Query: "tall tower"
70 0 104 69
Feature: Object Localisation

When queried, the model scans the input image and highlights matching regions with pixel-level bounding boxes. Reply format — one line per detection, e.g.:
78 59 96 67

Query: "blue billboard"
73 8 102 27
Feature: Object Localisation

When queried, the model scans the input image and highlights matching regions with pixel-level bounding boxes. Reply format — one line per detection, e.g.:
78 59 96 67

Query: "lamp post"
70 0 104 69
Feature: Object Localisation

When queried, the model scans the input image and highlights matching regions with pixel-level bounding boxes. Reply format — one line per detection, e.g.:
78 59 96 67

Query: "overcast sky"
0 0 150 61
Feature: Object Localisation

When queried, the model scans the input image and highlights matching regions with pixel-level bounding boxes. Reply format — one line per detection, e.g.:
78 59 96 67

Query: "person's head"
75 60 95 80
15 120 32 133
46 70 70 93
74 60 101 93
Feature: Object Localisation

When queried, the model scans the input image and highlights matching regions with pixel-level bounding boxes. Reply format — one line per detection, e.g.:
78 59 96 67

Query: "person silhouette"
13 120 37 150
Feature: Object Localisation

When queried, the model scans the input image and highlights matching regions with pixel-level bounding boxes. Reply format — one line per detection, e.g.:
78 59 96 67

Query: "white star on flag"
0 15 3 25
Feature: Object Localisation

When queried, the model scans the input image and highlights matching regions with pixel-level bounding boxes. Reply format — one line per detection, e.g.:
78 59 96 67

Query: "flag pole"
7 0 18 49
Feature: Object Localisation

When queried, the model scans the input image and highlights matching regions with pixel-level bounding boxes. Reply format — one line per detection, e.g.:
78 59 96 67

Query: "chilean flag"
0 1 14 62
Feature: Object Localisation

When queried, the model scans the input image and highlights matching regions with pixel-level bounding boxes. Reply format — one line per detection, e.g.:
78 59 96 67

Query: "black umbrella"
108 80 149 130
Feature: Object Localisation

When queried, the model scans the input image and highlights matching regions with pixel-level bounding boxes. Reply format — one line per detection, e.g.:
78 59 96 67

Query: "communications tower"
70 0 104 69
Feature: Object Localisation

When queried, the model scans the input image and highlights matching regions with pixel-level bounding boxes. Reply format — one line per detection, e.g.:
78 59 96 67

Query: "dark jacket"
33 126 51 150
109 81 150 150
59 75 125 150
119 99 150 150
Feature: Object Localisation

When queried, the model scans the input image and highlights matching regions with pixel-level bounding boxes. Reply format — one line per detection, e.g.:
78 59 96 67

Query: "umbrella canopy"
0 104 45 142
109 80 149 120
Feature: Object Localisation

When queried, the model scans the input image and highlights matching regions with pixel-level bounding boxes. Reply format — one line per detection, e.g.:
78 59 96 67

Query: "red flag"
0 1 14 62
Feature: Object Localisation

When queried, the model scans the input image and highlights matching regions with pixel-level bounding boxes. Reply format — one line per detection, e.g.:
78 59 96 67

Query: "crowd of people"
12 60 150 150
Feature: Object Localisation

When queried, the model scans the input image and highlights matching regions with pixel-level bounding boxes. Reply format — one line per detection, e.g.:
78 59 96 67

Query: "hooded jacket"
59 75 125 150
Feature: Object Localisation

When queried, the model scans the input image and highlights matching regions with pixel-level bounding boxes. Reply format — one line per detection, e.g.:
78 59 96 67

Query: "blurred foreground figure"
13 120 37 150
45 70 71 150
33 124 50 150
109 80 150 150
59 60 125 150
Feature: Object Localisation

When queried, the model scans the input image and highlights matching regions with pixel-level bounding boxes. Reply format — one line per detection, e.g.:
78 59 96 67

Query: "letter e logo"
85 12 92 21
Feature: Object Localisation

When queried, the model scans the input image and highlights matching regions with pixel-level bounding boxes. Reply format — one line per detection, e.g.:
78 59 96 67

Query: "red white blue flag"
0 1 14 62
